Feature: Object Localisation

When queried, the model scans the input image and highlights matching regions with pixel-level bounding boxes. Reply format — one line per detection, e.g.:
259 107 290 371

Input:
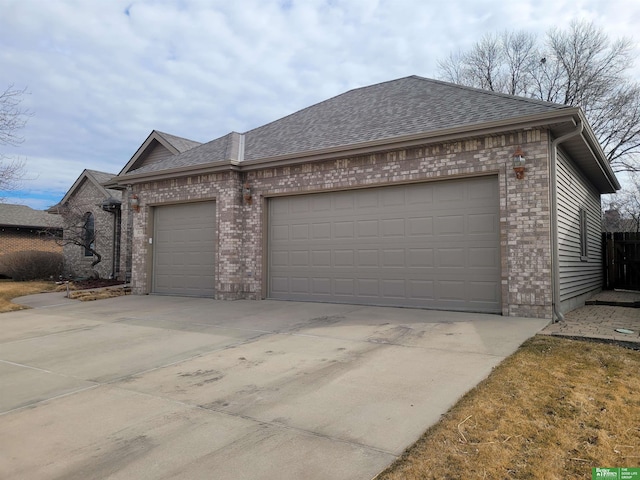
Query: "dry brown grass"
377 336 640 480
65 287 127 301
0 280 57 313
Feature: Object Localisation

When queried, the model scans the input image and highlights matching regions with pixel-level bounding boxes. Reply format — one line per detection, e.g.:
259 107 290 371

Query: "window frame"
83 212 95 257
579 207 588 261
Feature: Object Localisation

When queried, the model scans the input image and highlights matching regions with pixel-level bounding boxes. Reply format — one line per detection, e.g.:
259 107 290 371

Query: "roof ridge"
242 76 420 136
154 130 201 142
85 168 117 176
411 75 568 110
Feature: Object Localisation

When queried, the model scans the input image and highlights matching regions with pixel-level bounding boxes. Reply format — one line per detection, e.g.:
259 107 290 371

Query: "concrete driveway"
0 294 548 479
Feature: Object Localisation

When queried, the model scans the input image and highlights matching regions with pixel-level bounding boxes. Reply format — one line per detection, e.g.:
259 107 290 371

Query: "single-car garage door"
268 176 501 313
152 201 216 297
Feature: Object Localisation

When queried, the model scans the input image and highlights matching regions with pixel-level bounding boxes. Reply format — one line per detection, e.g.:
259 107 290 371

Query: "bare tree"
437 20 640 173
53 203 103 273
0 85 30 195
603 174 640 232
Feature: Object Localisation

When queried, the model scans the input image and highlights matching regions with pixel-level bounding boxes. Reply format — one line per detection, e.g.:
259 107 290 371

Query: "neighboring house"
105 76 620 319
0 204 63 258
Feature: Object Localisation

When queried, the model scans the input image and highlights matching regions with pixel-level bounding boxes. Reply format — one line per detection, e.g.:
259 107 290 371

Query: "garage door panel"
381 188 405 206
291 277 309 293
290 251 309 266
335 221 355 238
312 278 331 295
272 225 289 241
408 248 434 267
408 217 433 236
310 195 330 212
469 247 499 268
382 279 406 298
382 249 405 267
469 281 500 302
357 279 379 297
468 213 498 235
381 218 405 236
357 190 379 208
153 202 216 297
334 250 354 266
290 224 309 240
435 216 465 235
409 280 434 299
269 177 501 312
335 279 355 295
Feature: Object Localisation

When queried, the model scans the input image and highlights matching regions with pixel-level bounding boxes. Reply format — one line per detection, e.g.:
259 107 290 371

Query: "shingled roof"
242 75 568 161
155 131 202 153
0 204 62 229
122 76 569 177
113 75 620 193
48 169 121 212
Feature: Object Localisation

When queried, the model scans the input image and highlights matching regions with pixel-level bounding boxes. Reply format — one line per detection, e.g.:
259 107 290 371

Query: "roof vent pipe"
550 120 583 323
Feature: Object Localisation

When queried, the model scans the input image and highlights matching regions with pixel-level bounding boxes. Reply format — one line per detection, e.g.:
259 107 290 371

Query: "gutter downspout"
550 120 583 322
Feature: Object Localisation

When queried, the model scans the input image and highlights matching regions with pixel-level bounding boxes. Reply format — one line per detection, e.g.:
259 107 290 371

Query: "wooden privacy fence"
603 232 640 290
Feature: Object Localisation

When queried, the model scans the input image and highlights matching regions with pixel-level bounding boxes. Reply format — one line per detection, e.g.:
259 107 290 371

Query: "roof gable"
119 130 202 175
49 169 120 211
123 132 243 176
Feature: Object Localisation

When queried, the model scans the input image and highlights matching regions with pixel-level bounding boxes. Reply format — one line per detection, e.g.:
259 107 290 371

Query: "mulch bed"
68 279 126 290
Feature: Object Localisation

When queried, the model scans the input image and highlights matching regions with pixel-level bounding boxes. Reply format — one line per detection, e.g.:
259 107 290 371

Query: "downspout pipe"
550 120 583 322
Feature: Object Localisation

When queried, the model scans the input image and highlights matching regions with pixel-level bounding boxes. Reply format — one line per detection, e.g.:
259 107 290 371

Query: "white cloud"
1 0 640 209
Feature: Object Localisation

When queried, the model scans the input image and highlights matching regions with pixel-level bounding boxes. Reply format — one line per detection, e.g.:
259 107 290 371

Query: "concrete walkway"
0 295 547 480
539 290 640 347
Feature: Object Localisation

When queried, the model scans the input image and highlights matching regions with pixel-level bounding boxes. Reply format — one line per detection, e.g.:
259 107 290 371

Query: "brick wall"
61 179 118 279
0 228 62 255
128 129 554 318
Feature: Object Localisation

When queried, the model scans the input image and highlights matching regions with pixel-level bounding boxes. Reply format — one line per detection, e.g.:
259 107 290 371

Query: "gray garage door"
268 176 501 313
152 202 216 297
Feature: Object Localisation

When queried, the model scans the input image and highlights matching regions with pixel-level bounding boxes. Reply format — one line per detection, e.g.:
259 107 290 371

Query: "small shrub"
0 250 64 281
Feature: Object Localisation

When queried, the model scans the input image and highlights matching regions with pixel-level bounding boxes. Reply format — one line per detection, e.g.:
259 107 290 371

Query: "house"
48 169 123 279
50 132 203 280
0 204 63 259
106 76 620 319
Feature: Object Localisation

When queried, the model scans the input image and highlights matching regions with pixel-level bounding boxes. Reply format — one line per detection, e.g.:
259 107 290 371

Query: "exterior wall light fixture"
243 182 252 204
513 146 526 179
130 194 140 212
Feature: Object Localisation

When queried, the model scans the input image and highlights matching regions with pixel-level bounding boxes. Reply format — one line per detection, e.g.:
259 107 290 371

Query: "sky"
1 0 640 210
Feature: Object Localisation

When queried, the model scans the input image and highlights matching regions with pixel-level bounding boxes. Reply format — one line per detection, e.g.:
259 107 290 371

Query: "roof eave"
577 111 621 192
241 109 583 169
109 160 239 186
107 108 620 195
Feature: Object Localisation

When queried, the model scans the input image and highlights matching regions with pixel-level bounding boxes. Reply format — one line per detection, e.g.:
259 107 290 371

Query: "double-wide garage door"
268 176 501 313
152 201 216 297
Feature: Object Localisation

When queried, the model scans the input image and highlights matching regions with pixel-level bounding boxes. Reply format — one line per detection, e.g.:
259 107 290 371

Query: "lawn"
0 280 57 312
377 335 640 479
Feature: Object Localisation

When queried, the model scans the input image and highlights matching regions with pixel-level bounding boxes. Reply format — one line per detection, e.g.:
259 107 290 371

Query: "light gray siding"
138 142 174 170
556 149 602 311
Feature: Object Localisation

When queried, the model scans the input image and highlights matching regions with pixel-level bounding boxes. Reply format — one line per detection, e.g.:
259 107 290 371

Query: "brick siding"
0 228 62 255
127 129 554 318
61 179 118 279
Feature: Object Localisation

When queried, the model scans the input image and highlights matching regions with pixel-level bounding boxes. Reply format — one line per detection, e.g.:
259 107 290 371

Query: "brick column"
216 172 244 299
